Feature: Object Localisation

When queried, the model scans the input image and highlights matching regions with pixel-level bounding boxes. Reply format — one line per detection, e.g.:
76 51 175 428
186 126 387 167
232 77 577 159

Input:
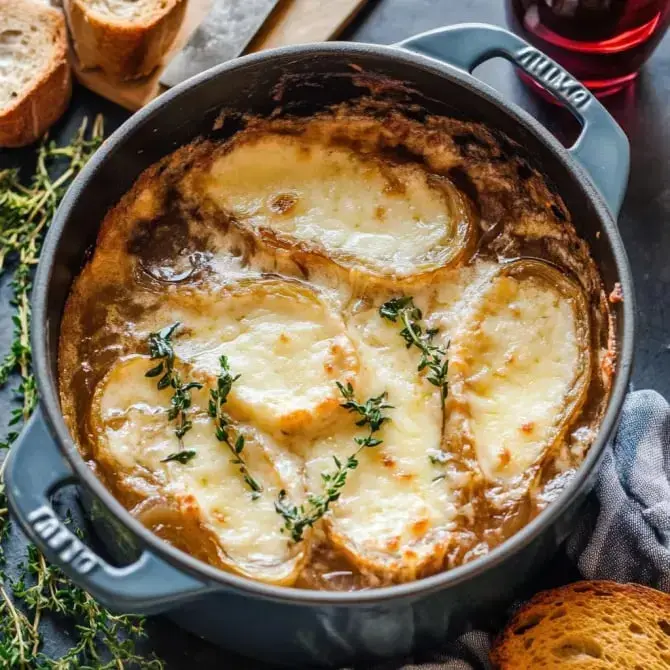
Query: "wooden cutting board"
71 0 368 111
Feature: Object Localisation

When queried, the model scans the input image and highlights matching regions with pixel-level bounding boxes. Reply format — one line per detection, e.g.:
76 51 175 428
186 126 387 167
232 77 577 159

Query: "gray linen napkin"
378 389 670 669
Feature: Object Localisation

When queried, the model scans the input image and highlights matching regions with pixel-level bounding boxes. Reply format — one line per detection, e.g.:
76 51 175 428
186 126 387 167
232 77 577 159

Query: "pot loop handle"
4 408 211 614
396 23 630 218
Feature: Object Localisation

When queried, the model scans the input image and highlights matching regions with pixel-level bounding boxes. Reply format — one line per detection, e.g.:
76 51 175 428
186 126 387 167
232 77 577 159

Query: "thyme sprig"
275 382 392 543
336 381 391 439
379 296 450 401
10 544 163 669
0 119 165 667
145 322 203 456
209 355 262 498
0 117 103 449
161 450 196 465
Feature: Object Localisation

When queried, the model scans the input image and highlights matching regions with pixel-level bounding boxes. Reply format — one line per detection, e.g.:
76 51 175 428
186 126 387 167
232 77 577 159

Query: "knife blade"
160 0 280 89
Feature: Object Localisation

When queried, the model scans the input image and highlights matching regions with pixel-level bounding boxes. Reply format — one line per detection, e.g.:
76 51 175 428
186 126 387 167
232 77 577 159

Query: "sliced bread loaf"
65 0 187 80
491 580 670 669
0 0 72 148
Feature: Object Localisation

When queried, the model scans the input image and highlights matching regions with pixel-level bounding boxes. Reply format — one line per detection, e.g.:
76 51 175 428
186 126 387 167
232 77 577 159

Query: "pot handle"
4 409 211 614
395 22 630 217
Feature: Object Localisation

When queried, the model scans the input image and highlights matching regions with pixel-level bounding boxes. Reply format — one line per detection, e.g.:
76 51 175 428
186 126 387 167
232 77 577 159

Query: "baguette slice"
0 0 72 148
491 580 670 669
65 0 187 80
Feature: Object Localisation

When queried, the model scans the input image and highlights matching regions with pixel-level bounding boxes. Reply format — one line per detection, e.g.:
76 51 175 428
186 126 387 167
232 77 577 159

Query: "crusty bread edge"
0 6 72 148
65 0 187 80
490 580 670 669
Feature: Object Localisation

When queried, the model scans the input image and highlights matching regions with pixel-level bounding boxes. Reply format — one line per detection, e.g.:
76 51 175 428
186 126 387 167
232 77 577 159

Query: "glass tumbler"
506 0 670 97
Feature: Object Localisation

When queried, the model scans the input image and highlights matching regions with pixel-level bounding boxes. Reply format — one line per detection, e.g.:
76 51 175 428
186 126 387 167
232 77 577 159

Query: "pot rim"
33 40 635 606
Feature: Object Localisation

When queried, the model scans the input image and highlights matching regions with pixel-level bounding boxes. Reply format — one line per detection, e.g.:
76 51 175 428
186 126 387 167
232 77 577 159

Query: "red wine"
506 0 670 96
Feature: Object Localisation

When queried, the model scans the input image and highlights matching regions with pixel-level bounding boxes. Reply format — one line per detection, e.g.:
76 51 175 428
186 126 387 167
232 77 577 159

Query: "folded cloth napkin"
380 389 670 669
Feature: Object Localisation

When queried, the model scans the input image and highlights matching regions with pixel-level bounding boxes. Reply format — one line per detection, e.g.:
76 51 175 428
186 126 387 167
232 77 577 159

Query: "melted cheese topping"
203 134 474 277
141 279 359 435
445 264 590 484
305 307 457 579
92 356 307 585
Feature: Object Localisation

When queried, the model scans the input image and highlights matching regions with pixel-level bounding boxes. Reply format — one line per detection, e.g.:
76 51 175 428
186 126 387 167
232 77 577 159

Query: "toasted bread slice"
0 0 71 148
200 133 476 284
91 356 310 585
305 304 455 583
138 278 360 436
491 580 670 669
444 259 591 485
65 0 187 80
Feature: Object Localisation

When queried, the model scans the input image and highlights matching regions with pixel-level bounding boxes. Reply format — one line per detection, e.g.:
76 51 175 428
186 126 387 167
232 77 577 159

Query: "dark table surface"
1 0 669 667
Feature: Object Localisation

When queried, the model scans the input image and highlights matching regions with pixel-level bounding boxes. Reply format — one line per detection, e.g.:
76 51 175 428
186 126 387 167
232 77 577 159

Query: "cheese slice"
91 356 307 585
141 278 359 435
304 306 457 582
445 261 591 485
202 134 475 278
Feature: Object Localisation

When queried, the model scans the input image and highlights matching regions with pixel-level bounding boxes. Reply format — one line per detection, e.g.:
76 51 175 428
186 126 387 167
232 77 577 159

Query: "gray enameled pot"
4 24 633 668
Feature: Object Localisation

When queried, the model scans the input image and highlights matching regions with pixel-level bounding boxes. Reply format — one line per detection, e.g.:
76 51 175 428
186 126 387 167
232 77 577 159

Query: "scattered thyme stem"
208 355 262 497
274 382 392 543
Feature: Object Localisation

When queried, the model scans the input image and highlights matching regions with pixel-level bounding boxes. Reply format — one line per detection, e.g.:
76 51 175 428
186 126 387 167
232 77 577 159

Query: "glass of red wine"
506 0 670 97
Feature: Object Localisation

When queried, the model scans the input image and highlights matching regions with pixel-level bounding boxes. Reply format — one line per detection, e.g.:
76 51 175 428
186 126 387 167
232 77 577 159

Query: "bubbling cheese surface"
58 110 609 590
203 134 474 277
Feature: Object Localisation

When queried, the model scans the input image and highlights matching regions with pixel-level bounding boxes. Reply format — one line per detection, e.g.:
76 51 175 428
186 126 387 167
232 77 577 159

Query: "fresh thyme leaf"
378 295 414 322
379 296 450 402
209 355 262 498
274 383 392 543
336 381 393 433
161 450 197 464
0 581 37 668
146 322 203 450
146 322 179 390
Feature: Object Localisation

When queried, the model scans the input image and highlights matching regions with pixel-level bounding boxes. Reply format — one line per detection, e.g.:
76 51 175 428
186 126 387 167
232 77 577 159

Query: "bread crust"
491 580 670 669
0 2 72 148
65 0 187 80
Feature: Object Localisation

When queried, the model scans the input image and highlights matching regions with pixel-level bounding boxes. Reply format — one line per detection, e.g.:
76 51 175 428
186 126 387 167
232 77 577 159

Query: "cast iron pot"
4 23 633 668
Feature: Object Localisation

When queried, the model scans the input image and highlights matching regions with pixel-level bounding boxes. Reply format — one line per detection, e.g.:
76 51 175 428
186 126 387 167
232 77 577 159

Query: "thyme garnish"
0 119 165 667
161 450 197 465
336 382 392 439
379 296 450 402
275 382 392 543
208 355 262 498
146 322 203 451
